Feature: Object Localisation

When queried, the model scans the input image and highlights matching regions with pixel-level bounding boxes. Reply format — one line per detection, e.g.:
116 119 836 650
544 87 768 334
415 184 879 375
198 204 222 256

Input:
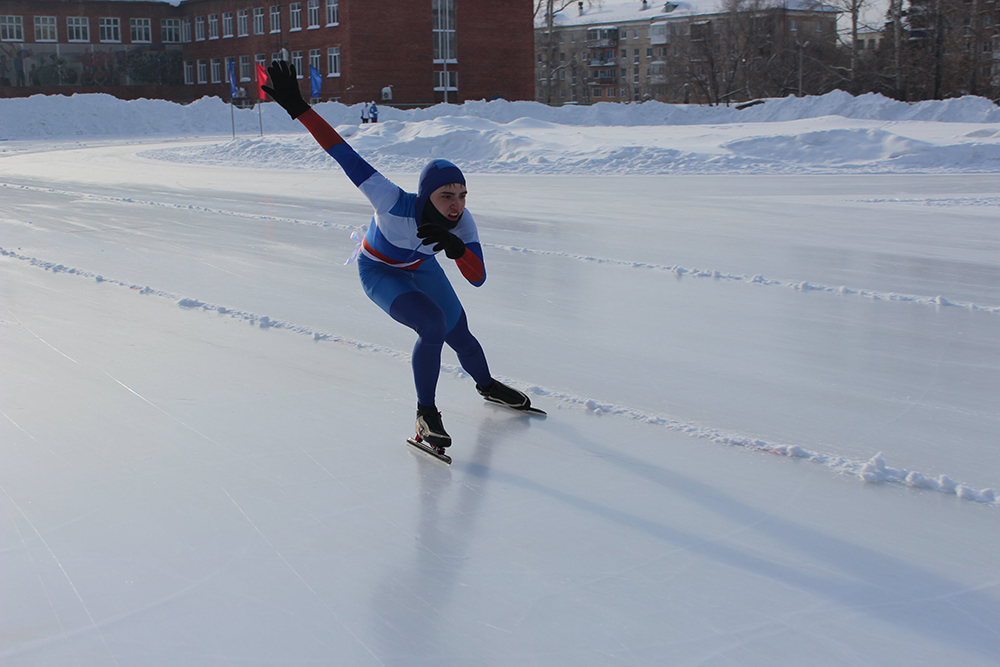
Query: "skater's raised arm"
263 61 399 205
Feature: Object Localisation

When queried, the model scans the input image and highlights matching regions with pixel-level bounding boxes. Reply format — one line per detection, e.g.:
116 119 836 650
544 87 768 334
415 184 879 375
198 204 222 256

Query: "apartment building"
536 0 840 105
0 0 534 105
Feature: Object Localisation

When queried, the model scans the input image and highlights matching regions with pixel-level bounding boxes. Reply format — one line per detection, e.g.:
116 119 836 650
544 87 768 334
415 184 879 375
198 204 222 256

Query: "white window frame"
290 3 302 31
434 70 458 91
292 50 304 76
223 12 234 38
309 48 321 72
161 18 181 44
211 58 222 84
208 14 219 39
0 15 24 42
99 17 121 43
270 6 281 33
195 16 206 41
432 0 457 64
34 16 58 43
240 55 252 81
237 10 249 37
184 61 194 84
197 59 208 84
130 18 151 44
253 8 265 35
327 46 340 76
326 0 339 26
307 0 321 28
67 17 90 43
182 18 191 42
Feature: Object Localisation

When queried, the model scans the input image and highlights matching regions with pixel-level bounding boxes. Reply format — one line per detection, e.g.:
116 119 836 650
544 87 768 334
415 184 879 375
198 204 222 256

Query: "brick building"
0 0 534 105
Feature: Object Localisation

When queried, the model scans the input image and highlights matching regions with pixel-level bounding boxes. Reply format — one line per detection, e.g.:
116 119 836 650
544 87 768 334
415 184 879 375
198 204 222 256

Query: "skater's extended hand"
261 60 310 119
417 224 466 259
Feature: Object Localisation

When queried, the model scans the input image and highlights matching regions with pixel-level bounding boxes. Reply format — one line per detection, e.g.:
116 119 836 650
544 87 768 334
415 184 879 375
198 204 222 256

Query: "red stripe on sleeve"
298 108 344 151
456 248 485 285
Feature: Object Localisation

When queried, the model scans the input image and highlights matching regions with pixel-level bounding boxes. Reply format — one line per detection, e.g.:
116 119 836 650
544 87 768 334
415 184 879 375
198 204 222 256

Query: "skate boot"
415 404 451 450
477 379 530 410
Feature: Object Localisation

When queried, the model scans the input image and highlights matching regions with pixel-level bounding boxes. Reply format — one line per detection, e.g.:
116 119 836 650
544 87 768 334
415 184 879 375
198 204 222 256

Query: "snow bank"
3 89 1000 141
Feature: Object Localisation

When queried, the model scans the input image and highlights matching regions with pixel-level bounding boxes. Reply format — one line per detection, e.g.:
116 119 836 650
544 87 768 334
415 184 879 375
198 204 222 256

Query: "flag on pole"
255 62 268 100
309 65 322 100
228 60 239 99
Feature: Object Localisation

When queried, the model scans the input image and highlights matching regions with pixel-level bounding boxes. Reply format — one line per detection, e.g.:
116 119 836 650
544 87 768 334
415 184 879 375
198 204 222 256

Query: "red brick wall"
0 0 534 105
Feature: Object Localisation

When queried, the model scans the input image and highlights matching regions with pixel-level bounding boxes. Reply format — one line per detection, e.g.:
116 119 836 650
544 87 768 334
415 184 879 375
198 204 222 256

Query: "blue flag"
228 60 238 99
310 65 322 99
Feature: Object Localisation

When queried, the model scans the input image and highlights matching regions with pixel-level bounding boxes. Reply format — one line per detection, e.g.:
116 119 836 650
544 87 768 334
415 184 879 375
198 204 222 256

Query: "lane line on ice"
483 243 1000 315
4 181 998 315
2 247 996 506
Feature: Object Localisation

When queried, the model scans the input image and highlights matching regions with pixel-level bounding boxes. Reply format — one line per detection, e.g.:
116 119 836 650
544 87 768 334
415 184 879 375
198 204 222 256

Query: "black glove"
261 60 310 119
417 224 466 259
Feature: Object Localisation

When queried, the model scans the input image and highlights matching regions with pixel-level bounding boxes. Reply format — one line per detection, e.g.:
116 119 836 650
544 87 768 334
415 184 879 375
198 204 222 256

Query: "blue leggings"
358 255 492 406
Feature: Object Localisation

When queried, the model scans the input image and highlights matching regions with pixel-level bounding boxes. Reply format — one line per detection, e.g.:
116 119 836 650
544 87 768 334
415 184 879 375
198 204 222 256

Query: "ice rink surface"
2 124 999 665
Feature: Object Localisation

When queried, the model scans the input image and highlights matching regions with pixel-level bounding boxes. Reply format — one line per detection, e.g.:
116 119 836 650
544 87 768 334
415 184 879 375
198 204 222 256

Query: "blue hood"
415 159 466 224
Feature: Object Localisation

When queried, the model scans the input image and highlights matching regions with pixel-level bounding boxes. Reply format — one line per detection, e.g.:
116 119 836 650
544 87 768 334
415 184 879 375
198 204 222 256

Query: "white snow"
2 91 999 666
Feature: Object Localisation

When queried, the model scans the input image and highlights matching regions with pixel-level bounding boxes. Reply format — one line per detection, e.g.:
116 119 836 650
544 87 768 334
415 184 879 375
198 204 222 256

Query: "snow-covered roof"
536 0 838 29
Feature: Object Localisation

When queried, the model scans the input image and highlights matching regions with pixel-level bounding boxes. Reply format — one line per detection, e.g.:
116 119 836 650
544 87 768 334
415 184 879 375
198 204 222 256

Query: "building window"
240 55 252 81
99 17 121 43
434 70 458 91
182 18 191 42
292 50 303 75
208 14 219 39
309 48 321 72
195 16 205 41
433 0 457 63
0 15 23 42
34 16 58 42
253 8 265 35
197 59 207 83
162 19 181 43
211 58 222 83
237 10 249 37
290 3 302 31
184 61 194 84
67 17 89 42
223 12 234 37
326 0 339 26
790 20 798 32
593 88 602 97
327 46 340 76
130 18 151 43
308 1 321 28
270 6 281 33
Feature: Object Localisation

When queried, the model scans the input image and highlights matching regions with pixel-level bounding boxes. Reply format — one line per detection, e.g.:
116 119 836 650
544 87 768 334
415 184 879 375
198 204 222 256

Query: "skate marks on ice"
3 181 998 316
2 247 996 507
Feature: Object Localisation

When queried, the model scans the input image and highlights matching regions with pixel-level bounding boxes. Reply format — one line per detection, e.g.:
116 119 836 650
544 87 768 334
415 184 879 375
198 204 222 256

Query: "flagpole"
230 100 236 139
258 103 263 137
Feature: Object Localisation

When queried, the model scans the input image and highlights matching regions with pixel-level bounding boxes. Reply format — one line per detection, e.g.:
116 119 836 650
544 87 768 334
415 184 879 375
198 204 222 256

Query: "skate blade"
484 398 547 417
406 437 452 464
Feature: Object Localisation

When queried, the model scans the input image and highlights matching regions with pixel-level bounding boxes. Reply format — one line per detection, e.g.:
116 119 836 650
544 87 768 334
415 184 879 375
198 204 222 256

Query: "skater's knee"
390 292 447 342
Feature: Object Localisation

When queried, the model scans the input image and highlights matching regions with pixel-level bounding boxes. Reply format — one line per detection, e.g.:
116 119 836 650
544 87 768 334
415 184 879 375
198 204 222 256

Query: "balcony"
589 58 617 67
585 27 618 48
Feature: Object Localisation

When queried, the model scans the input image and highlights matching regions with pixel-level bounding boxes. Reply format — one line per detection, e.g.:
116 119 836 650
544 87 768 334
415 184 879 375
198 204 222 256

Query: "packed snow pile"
3 90 1000 174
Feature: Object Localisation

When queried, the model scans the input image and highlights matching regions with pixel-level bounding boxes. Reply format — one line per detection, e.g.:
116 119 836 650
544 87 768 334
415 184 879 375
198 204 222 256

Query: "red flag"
255 63 268 100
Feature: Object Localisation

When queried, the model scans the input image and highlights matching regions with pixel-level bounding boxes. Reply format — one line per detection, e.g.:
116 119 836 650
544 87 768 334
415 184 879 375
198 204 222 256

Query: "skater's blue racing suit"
297 108 493 407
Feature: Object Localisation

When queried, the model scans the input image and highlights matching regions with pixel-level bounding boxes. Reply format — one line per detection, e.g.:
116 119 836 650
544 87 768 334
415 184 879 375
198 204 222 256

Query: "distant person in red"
263 61 540 455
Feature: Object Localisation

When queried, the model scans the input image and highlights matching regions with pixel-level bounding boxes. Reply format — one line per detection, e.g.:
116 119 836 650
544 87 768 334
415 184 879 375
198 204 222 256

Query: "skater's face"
429 183 467 223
